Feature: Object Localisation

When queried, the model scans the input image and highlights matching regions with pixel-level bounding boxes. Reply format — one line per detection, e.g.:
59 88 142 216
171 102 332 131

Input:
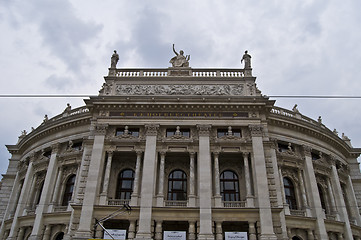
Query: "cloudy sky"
1 0 361 175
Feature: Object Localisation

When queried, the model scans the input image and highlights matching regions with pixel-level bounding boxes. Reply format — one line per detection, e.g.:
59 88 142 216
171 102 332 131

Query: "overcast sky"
1 0 361 175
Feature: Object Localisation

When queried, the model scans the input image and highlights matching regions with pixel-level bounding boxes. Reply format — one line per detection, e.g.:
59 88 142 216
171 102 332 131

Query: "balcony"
290 209 306 217
164 200 188 207
108 199 130 206
223 201 246 208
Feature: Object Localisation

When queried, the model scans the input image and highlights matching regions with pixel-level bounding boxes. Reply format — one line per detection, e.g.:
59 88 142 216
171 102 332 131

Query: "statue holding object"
170 44 190 67
241 50 251 69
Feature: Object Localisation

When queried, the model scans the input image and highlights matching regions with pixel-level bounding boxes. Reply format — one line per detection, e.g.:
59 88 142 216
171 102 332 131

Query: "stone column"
188 152 196 207
128 220 136 240
248 222 257 240
188 221 196 240
156 152 166 207
43 225 51 240
17 227 25 240
29 144 60 240
329 157 353 239
326 178 338 218
154 221 162 240
8 156 35 240
215 221 222 240
214 152 222 207
74 124 108 239
346 175 361 226
25 174 38 213
131 151 143 206
49 166 63 210
135 125 159 240
297 169 311 216
243 152 254 207
100 151 113 205
302 146 327 239
248 125 277 240
306 229 314 240
196 125 214 240
278 168 290 215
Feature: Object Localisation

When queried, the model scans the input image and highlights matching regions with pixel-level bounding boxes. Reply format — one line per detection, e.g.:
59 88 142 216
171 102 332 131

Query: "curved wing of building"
0 53 361 240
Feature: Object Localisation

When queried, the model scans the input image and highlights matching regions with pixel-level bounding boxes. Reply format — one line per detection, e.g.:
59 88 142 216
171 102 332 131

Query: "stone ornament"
145 124 159 136
241 50 251 69
197 124 211 136
110 50 119 68
248 125 263 137
169 44 190 67
115 84 250 96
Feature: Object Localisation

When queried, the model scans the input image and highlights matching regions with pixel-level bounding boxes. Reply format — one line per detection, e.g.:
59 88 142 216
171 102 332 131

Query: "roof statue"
111 50 119 68
169 44 190 67
241 50 251 69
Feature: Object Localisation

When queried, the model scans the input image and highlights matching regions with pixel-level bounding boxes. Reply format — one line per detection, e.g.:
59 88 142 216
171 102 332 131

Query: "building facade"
0 51 361 240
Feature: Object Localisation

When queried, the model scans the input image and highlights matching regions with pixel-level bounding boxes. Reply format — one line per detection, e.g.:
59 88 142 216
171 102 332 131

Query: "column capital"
189 152 196 158
145 124 159 136
213 151 220 158
328 155 338 166
94 124 108 135
135 150 143 157
197 124 211 136
248 124 263 137
302 145 312 156
107 150 114 156
51 143 61 153
159 151 167 157
242 152 250 158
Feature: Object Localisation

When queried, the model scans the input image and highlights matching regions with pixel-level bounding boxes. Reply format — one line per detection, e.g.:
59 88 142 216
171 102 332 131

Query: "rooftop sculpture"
169 44 190 67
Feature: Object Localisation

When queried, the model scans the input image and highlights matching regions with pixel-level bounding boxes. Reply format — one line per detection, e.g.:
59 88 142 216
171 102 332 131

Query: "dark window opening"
283 177 297 210
311 152 320 160
116 169 135 199
62 174 76 206
166 128 190 137
116 127 139 137
220 170 240 201
72 141 82 150
168 170 187 200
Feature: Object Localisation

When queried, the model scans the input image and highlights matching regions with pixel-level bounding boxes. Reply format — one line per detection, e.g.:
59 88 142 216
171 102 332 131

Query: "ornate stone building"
0 49 361 240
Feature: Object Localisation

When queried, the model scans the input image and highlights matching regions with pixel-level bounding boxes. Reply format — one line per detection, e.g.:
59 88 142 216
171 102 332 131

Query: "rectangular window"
217 129 228 138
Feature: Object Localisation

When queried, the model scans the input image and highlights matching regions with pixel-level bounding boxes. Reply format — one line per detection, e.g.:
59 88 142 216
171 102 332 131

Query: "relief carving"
115 84 246 96
248 125 263 137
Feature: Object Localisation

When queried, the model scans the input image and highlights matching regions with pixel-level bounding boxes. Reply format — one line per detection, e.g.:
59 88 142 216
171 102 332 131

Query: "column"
128 220 136 240
215 221 222 240
307 229 314 240
24 174 37 213
188 152 196 207
197 125 214 240
213 152 222 207
29 144 60 240
297 169 311 216
326 178 338 218
49 167 63 211
248 222 257 240
243 152 254 207
302 146 327 239
156 152 166 207
100 151 113 205
329 157 353 239
154 221 162 240
7 157 34 240
135 125 159 240
74 124 107 239
43 225 51 240
346 175 361 226
131 151 143 206
17 227 25 240
248 125 277 240
188 221 196 240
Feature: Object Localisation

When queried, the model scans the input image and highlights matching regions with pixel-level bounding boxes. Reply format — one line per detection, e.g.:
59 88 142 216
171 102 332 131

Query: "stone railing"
54 206 68 212
50 106 89 122
326 214 337 221
290 209 306 217
223 201 246 208
108 199 130 206
164 200 188 207
270 106 326 129
114 68 245 78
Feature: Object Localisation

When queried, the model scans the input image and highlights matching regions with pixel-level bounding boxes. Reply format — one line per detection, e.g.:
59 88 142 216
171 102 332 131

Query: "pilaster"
213 152 222 207
188 152 196 207
99 151 113 205
156 151 166 207
131 151 143 206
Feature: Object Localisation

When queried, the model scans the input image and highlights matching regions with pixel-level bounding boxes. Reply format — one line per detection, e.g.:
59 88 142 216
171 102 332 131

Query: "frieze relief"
114 84 252 96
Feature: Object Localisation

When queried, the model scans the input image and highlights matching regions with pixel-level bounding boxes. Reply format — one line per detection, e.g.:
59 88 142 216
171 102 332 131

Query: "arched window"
62 174 76 206
220 170 240 201
116 169 135 199
283 177 297 210
55 232 64 240
317 184 327 213
168 170 187 201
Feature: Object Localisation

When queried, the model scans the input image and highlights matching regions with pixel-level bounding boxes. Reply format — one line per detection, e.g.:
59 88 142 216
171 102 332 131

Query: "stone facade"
0 59 361 240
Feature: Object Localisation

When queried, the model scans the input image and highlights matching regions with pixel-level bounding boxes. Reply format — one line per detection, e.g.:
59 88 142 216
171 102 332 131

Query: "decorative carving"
95 124 108 135
241 50 251 69
145 124 159 136
197 125 211 137
248 125 263 137
302 145 312 156
99 82 113 95
115 84 246 96
111 50 119 68
170 44 190 68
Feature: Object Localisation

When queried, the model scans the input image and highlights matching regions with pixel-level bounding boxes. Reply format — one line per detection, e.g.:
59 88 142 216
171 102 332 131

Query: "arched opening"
220 170 240 201
317 183 327 213
283 177 297 210
168 170 187 200
54 232 64 240
116 169 135 199
62 174 76 206
292 236 302 240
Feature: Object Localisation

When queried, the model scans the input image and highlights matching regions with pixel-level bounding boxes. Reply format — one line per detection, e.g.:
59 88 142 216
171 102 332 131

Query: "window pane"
168 170 187 200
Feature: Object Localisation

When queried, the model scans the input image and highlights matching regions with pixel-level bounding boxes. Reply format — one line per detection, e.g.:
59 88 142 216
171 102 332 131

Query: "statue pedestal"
168 67 192 76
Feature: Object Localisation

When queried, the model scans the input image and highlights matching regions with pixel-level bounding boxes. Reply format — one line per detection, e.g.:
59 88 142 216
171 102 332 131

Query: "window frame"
116 169 135 200
220 170 240 202
167 170 187 201
283 177 297 210
62 174 76 206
